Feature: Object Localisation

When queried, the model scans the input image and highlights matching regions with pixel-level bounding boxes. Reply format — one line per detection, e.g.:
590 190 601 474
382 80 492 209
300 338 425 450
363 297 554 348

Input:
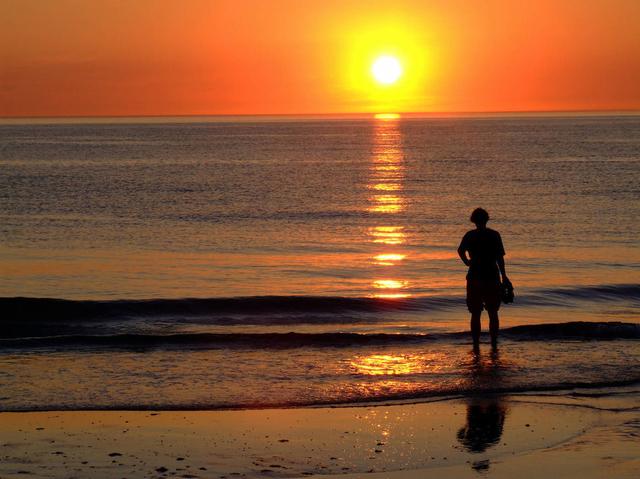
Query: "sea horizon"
2 109 640 126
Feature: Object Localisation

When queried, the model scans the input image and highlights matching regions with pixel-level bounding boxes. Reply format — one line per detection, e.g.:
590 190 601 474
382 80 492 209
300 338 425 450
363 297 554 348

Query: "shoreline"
1 389 638 478
1 378 639 414
1 381 639 413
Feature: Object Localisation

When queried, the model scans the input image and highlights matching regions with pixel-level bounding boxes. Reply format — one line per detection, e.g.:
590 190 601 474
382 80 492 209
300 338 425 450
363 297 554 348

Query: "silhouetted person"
457 208 509 347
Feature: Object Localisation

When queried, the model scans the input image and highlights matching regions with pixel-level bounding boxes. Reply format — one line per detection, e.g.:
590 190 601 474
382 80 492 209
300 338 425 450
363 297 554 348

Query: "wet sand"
1 390 638 478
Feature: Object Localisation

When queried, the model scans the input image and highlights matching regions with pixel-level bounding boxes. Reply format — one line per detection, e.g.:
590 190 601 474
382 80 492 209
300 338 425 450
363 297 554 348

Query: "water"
1 115 639 411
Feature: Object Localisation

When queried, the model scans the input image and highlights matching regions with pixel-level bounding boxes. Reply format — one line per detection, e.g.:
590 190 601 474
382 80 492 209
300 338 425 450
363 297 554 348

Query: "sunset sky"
1 0 639 117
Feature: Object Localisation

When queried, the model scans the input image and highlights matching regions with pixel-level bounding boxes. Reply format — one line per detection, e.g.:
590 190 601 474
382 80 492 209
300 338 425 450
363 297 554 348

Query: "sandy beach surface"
1 388 638 479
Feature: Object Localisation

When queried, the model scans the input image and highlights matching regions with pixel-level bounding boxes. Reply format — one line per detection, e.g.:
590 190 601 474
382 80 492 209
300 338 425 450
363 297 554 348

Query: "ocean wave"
502 321 640 340
0 331 432 350
2 283 639 324
0 294 441 321
1 322 637 351
531 284 640 304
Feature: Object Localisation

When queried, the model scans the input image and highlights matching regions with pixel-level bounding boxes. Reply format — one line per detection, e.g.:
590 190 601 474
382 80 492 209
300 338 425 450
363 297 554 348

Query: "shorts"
466 278 501 313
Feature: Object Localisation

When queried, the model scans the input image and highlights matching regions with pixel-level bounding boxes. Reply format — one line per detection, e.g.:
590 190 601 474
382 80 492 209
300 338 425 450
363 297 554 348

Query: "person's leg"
467 279 482 346
488 309 499 346
483 280 501 348
470 311 481 345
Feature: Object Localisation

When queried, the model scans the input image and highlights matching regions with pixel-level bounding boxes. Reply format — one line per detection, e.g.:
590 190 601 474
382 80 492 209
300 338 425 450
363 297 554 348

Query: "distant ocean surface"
1 115 639 411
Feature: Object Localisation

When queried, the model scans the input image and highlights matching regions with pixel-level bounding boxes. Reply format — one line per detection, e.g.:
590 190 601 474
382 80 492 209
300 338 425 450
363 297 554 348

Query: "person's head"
470 208 489 227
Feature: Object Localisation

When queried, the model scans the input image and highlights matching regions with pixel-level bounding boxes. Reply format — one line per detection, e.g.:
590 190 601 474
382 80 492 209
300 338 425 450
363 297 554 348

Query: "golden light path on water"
368 226 405 245
367 115 409 299
350 352 451 376
352 354 420 375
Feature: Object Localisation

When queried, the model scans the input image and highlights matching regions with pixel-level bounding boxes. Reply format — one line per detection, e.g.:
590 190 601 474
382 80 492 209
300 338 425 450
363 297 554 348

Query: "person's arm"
496 232 509 284
457 242 470 267
497 255 509 283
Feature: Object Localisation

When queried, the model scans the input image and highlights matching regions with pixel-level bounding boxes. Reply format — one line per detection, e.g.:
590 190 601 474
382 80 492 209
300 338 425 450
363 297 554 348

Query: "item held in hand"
501 281 514 304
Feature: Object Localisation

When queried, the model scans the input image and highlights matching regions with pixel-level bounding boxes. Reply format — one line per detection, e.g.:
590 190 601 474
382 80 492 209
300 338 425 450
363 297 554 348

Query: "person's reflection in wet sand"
456 347 508 472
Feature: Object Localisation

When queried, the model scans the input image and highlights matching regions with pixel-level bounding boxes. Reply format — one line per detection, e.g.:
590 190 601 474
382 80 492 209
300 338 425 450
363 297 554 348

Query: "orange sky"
1 0 639 117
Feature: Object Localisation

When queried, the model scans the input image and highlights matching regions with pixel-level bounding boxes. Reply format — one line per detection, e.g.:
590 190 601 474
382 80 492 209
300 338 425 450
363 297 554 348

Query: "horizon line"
2 108 639 124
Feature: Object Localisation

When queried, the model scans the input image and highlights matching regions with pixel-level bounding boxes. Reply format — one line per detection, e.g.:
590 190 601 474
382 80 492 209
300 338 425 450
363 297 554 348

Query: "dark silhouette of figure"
457 400 506 453
457 347 508 472
457 208 509 347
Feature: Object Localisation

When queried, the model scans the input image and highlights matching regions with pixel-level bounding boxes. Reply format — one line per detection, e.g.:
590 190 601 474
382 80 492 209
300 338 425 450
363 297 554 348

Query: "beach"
2 388 638 478
3 0 640 475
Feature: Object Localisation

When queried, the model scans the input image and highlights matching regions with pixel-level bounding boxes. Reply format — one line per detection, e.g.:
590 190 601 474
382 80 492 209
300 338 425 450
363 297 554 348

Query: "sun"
371 55 403 85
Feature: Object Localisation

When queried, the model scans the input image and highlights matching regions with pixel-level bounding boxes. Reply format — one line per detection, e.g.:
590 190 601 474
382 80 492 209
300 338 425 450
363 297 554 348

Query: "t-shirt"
459 228 505 281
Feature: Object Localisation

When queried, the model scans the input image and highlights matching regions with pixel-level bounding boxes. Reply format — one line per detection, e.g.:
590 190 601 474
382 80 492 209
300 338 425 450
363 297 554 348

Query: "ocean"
1 115 639 411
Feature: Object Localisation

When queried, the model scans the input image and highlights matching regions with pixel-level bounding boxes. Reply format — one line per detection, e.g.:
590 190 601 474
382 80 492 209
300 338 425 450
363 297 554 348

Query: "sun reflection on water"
351 352 451 376
370 182 401 191
351 354 421 375
373 253 406 266
373 279 407 289
368 118 406 215
368 226 406 245
367 117 410 298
